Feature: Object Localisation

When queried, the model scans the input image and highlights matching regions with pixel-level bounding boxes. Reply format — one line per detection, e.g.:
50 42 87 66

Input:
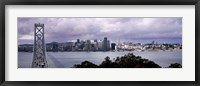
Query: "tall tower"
103 37 108 51
32 23 48 68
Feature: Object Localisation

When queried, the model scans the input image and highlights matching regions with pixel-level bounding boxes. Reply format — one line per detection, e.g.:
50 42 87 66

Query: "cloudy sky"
18 17 182 44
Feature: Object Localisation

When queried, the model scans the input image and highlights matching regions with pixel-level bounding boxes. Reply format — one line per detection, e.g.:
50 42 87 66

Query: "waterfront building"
84 40 91 51
97 40 103 50
93 40 99 51
102 37 110 51
18 44 33 52
111 43 116 50
46 42 58 52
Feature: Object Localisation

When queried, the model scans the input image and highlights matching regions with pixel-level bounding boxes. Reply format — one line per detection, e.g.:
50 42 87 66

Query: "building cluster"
18 38 182 52
116 41 182 51
18 37 113 52
18 44 33 52
46 37 111 52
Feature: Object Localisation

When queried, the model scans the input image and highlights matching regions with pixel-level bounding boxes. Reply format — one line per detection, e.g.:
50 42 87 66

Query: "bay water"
18 50 182 68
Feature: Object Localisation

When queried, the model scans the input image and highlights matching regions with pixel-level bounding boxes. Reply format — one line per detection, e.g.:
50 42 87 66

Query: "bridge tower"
32 23 48 68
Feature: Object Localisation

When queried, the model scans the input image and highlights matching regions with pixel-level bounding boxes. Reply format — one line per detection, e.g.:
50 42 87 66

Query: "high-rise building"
84 40 91 51
111 43 116 50
107 40 110 50
93 40 98 51
77 39 80 43
102 37 110 51
97 40 103 50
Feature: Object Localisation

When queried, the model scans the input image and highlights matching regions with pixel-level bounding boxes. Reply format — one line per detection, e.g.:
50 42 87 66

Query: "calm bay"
18 50 182 68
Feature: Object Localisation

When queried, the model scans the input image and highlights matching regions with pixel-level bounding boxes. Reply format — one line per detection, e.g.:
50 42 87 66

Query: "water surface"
18 51 182 68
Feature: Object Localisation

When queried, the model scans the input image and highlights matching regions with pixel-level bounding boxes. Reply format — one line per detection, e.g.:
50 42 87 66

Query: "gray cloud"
18 17 182 44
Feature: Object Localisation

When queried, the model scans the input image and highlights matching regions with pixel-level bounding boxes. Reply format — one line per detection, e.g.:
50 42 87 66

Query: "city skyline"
18 17 182 44
18 36 182 52
18 37 181 45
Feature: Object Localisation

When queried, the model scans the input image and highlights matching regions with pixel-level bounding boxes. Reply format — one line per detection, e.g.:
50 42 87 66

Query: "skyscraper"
102 37 110 51
111 43 116 50
84 40 91 51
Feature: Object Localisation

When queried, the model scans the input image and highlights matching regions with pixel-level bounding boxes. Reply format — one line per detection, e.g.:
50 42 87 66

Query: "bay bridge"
32 23 48 68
